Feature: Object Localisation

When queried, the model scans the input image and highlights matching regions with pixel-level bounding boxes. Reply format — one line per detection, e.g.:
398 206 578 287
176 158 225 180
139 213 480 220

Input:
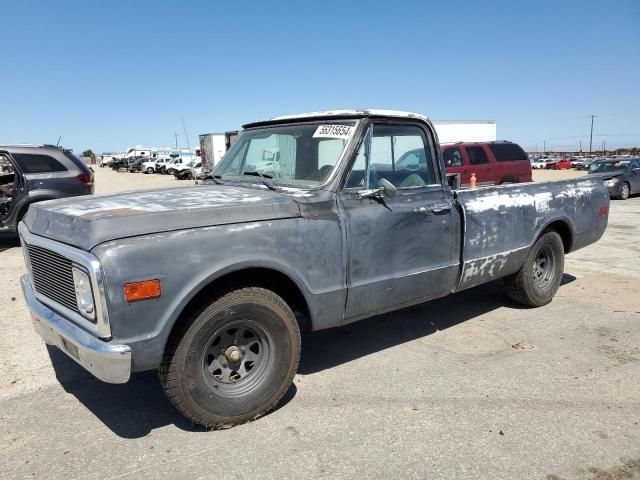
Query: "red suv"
441 141 532 186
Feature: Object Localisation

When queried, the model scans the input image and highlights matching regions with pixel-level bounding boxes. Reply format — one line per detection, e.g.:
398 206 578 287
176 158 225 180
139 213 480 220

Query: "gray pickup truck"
19 110 609 428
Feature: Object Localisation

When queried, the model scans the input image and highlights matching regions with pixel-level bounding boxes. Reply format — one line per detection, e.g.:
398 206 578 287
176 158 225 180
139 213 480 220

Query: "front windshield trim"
213 119 363 191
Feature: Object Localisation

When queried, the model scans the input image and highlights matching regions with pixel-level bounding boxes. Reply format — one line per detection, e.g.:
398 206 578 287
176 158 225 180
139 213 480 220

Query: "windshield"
589 161 629 173
213 121 358 188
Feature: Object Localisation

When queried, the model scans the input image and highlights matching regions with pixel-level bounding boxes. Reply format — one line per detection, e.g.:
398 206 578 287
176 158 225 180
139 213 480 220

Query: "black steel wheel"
160 287 300 429
202 322 273 396
532 244 557 290
505 230 564 307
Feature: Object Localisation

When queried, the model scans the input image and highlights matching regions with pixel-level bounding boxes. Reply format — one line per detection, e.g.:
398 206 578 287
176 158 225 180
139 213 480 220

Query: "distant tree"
82 149 95 158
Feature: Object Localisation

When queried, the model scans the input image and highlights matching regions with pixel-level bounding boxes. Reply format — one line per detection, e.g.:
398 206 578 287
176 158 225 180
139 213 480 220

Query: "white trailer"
433 120 496 144
199 131 239 173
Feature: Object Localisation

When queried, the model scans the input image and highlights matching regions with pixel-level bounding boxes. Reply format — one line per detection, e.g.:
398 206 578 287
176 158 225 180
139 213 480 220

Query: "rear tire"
146 167 154 174
159 287 301 429
504 231 564 307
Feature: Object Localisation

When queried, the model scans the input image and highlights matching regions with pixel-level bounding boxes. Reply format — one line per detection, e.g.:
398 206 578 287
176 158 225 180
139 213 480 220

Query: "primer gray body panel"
91 212 345 370
454 177 609 291
18 112 610 376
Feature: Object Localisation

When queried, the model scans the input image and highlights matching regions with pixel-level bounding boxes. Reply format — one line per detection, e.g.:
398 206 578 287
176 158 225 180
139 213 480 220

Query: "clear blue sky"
1 0 638 153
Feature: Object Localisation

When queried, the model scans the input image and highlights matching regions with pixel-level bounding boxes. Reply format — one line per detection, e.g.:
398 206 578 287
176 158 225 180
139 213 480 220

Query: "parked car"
0 144 94 233
588 158 640 200
157 158 178 175
531 158 548 169
127 157 144 173
19 109 609 429
99 156 113 168
142 157 171 174
441 141 532 186
165 157 190 176
110 157 129 171
174 161 202 180
576 157 597 171
570 158 584 168
554 158 573 170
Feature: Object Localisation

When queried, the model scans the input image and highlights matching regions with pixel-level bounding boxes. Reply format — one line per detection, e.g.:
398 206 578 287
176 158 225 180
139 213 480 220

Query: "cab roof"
243 109 430 129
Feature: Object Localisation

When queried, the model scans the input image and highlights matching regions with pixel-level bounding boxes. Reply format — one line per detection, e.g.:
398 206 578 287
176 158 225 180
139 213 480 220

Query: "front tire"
619 182 630 200
504 231 564 307
159 287 301 429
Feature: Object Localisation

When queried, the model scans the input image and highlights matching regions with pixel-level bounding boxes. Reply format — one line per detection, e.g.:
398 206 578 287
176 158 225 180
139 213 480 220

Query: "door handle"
429 203 452 214
413 204 451 215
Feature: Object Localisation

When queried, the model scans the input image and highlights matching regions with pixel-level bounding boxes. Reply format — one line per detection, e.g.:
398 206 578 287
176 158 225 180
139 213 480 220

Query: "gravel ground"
1 167 639 480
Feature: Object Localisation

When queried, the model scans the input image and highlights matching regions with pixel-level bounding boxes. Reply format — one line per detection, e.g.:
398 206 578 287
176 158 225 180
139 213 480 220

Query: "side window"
489 143 527 162
369 124 437 189
345 139 367 188
466 146 489 165
443 147 463 167
11 154 66 174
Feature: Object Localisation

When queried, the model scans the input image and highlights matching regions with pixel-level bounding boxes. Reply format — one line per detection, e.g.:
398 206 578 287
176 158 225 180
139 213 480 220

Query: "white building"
433 121 496 144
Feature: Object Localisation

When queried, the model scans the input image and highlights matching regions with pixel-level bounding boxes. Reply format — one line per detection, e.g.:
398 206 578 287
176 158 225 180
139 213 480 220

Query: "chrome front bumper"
21 275 132 384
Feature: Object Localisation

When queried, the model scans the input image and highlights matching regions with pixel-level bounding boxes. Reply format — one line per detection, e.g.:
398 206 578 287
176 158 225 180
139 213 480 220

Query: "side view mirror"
378 178 397 198
356 178 398 199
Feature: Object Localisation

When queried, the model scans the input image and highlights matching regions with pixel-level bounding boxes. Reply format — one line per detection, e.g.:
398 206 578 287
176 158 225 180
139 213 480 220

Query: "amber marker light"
124 279 161 302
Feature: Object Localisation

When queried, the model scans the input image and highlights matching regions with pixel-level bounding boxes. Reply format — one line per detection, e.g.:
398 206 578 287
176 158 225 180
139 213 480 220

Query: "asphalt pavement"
1 173 638 480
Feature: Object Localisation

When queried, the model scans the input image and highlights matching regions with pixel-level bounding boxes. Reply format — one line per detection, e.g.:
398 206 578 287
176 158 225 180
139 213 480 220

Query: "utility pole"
543 141 546 153
579 140 582 152
173 132 180 149
589 115 597 153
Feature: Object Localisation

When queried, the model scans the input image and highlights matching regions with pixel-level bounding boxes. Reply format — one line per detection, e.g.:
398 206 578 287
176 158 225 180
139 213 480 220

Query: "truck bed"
453 177 609 291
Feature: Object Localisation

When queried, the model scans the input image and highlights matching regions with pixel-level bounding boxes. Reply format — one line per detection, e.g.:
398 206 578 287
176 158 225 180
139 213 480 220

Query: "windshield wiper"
242 171 279 191
203 174 224 184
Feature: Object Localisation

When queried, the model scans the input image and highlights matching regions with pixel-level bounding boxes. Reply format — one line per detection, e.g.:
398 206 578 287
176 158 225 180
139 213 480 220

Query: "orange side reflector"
599 207 608 216
124 279 161 302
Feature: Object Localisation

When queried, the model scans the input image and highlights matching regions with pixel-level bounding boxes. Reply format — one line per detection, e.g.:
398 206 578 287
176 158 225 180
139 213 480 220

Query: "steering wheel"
314 164 334 182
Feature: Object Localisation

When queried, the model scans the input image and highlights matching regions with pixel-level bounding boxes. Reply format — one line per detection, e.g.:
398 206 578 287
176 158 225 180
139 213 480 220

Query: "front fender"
92 218 346 372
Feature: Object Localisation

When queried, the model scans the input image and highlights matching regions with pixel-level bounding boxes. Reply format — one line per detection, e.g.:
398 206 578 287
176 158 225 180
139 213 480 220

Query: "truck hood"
23 184 302 251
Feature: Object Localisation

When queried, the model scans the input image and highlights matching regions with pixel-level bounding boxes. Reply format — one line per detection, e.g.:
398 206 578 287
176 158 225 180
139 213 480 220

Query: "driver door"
338 122 460 320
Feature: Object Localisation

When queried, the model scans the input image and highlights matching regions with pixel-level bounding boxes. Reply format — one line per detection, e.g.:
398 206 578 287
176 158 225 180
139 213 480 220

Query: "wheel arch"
538 217 574 253
165 265 313 353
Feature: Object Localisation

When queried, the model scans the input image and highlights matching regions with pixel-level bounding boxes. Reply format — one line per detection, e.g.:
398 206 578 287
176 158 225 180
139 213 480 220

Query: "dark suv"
0 144 94 233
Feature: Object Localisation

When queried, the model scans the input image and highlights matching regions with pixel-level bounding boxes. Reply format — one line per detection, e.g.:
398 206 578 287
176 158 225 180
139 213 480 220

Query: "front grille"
26 244 82 317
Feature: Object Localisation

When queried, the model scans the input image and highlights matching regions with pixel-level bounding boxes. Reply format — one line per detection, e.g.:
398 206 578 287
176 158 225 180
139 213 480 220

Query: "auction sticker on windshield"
313 125 354 139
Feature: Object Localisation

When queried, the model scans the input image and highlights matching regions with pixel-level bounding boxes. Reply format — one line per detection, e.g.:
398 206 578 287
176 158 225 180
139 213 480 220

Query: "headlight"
604 178 619 187
72 266 96 320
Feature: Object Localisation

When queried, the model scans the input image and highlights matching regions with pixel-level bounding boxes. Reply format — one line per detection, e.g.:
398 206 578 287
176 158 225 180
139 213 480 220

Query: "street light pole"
589 115 597 153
